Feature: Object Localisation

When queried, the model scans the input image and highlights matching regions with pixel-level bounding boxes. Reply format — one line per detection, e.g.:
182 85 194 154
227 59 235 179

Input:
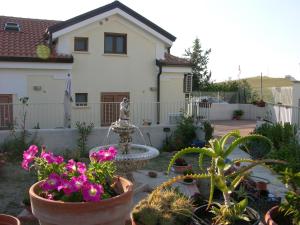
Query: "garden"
0 117 299 225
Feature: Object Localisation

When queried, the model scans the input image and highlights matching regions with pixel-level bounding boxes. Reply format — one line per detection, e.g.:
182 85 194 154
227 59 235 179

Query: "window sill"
103 53 128 57
73 105 90 109
73 51 90 54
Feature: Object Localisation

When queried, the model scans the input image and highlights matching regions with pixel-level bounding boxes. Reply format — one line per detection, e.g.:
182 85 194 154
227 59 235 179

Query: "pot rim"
0 214 21 225
193 203 261 225
29 176 133 206
265 205 279 225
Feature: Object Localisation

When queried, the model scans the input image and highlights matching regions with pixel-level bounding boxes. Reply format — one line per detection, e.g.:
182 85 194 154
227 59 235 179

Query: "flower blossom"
21 145 39 170
90 146 117 162
82 182 104 202
70 175 87 192
57 179 74 196
41 152 64 164
40 173 61 191
66 160 86 174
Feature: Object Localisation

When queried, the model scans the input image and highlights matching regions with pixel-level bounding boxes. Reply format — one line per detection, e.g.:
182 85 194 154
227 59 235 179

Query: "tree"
185 38 211 91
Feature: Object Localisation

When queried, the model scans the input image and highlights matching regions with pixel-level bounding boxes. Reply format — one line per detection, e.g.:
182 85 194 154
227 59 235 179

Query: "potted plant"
0 214 21 225
265 169 300 225
182 169 195 184
256 100 266 107
173 157 192 173
132 188 194 225
233 110 244 120
22 145 133 225
159 130 283 225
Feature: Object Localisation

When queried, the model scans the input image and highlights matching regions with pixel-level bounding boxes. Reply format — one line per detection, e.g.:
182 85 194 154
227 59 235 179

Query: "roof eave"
48 1 176 43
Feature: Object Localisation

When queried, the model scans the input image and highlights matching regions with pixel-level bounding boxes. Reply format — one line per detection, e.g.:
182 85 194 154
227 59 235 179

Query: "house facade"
0 1 192 129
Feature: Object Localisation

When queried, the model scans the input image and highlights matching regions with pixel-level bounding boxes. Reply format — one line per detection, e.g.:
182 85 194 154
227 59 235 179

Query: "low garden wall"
0 125 204 153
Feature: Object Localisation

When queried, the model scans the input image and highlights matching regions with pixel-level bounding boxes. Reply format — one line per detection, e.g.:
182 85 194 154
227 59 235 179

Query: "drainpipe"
156 60 162 124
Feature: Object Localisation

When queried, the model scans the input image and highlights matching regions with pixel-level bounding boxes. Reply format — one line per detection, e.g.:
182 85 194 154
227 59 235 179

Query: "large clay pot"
0 214 21 225
29 177 133 225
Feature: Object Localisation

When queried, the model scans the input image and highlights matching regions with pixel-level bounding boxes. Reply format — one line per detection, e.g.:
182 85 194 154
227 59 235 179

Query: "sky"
1 0 300 82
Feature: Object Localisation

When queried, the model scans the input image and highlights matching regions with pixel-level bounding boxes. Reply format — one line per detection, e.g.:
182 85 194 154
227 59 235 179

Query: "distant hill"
241 76 293 89
241 76 293 103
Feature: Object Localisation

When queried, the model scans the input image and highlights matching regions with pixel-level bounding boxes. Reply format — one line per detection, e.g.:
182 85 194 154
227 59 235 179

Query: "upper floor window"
74 37 88 52
104 33 127 54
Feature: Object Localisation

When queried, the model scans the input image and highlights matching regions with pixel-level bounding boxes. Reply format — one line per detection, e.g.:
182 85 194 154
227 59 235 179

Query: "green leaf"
237 198 248 212
224 134 272 158
220 130 241 150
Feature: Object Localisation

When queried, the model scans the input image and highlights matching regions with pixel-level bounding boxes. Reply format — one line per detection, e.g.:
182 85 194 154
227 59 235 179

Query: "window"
74 37 88 51
104 33 127 54
4 22 20 32
183 74 193 93
75 93 88 106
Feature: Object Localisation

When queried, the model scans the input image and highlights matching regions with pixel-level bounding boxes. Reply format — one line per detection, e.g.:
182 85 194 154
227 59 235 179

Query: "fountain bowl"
89 144 159 173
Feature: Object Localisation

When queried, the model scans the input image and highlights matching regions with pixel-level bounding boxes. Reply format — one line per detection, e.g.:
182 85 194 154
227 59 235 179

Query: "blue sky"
1 0 300 81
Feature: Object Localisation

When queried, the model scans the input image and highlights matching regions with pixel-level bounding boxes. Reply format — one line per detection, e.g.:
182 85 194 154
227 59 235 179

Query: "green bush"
203 121 214 143
161 116 196 152
246 122 300 172
268 142 300 172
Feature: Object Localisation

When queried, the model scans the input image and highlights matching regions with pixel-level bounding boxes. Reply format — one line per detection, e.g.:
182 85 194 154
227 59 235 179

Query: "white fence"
1 101 299 130
0 101 186 129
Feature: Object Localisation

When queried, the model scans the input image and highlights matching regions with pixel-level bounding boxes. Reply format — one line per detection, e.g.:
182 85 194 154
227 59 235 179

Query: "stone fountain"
89 97 159 180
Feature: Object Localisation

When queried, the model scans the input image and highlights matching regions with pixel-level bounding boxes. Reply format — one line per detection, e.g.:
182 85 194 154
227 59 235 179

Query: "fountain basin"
89 144 159 173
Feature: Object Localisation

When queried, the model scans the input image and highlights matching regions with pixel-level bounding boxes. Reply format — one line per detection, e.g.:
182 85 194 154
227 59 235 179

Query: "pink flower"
21 145 39 170
46 193 54 200
41 152 64 164
70 175 87 192
66 160 86 174
90 146 117 162
82 182 104 202
57 179 74 196
40 173 61 191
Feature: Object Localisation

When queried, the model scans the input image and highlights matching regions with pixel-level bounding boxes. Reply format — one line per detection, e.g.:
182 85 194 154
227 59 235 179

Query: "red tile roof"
0 16 72 62
158 53 192 67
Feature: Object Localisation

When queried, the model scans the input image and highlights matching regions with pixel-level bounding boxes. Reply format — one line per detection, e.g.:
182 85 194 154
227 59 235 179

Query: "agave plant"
157 130 284 225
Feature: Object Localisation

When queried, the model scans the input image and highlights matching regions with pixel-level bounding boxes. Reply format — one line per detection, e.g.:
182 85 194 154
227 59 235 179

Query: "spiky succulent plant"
156 130 284 225
132 188 194 225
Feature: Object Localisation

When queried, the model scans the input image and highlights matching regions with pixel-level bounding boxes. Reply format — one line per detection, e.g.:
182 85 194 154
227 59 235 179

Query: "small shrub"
203 121 214 143
76 122 94 158
161 116 196 151
233 109 244 119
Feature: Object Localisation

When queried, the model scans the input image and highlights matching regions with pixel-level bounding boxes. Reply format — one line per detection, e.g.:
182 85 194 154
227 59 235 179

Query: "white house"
0 1 192 129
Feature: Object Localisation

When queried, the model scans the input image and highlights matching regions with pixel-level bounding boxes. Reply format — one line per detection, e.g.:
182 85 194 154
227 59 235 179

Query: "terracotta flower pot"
29 177 133 225
0 214 21 225
265 206 279 225
173 164 192 173
256 181 267 191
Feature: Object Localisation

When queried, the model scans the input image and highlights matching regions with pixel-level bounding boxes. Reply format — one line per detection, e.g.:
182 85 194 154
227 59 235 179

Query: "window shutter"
183 74 193 93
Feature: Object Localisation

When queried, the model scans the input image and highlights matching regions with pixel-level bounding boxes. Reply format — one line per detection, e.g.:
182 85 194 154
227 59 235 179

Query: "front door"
101 92 129 126
0 94 13 129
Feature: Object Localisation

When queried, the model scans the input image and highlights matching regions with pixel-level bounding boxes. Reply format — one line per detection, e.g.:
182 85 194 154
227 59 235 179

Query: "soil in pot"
192 204 260 225
0 214 21 225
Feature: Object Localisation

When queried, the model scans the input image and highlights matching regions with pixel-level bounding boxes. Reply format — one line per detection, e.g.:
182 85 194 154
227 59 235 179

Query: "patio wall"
0 125 204 153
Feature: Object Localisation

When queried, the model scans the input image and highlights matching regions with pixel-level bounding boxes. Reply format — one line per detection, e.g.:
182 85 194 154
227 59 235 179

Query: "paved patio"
212 120 256 137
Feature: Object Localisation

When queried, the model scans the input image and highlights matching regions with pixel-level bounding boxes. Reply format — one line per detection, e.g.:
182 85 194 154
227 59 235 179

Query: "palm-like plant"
157 130 284 225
